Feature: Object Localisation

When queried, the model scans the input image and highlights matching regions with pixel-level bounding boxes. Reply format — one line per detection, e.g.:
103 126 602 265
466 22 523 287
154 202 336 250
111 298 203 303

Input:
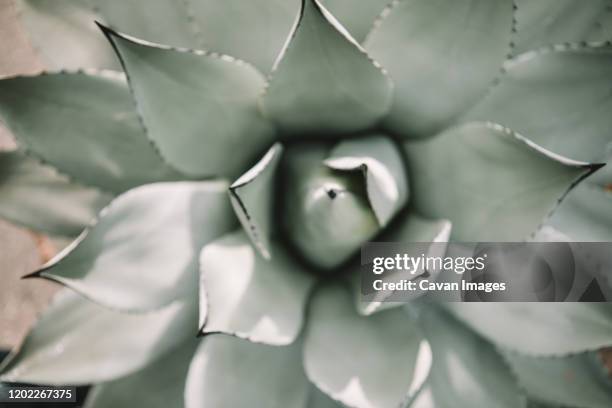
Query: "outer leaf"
199 231 315 345
84 339 198 408
0 71 184 194
282 143 379 270
0 290 196 385
403 122 599 241
184 335 309 408
188 0 300 72
261 0 393 135
365 0 513 138
320 0 391 43
447 303 612 355
303 284 431 408
411 306 525 408
0 150 111 237
101 26 275 177
16 0 118 70
325 135 408 226
230 143 283 259
30 181 235 312
502 350 612 408
355 213 451 316
513 0 612 55
466 45 612 163
91 0 199 49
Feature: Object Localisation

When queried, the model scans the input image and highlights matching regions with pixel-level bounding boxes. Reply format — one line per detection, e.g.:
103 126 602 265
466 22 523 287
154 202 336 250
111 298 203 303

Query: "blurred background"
0 0 61 352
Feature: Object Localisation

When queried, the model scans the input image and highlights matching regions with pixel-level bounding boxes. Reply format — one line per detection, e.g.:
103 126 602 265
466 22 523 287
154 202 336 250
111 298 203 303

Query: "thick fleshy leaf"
513 0 612 55
0 70 184 193
320 0 390 43
502 350 612 408
403 122 599 241
30 181 236 312
84 339 198 408
447 303 612 355
0 150 111 237
355 213 451 315
102 26 275 177
551 183 612 242
466 45 612 163
282 142 379 270
189 0 300 72
303 284 431 408
184 335 309 408
199 231 315 345
411 306 525 408
325 135 408 226
230 143 283 259
0 289 196 385
91 0 199 49
365 0 513 138
16 0 118 69
261 0 393 135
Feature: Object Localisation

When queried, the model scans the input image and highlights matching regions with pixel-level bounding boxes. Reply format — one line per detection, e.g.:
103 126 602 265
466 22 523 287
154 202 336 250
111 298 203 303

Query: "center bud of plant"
280 137 409 271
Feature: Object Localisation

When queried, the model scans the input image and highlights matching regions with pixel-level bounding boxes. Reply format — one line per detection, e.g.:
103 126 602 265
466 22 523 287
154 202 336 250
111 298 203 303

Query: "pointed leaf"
91 0 199 49
85 339 198 408
0 71 185 193
188 0 300 72
466 45 612 163
355 214 451 315
102 26 275 177
31 181 235 312
230 143 283 259
303 284 431 408
365 0 513 138
16 0 118 70
403 122 599 241
0 290 196 385
325 135 408 226
320 0 391 43
282 143 379 270
199 231 315 345
0 150 111 237
502 350 612 408
412 306 525 408
447 303 612 355
513 0 612 55
184 335 309 408
261 0 393 135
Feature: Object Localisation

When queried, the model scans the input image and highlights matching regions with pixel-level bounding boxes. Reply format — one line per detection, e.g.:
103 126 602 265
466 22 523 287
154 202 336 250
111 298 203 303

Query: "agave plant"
1 0 612 407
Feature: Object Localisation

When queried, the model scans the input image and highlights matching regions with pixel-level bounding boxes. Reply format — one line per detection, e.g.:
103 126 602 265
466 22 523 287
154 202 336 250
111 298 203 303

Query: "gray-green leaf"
32 181 236 312
303 284 430 408
403 122 598 241
0 71 184 194
0 289 196 384
320 0 390 43
365 0 513 138
513 0 612 55
466 45 612 163
411 306 526 408
101 26 276 177
199 230 315 345
261 0 393 135
502 350 612 408
16 0 118 69
230 143 283 259
0 150 111 237
447 303 612 355
184 335 309 408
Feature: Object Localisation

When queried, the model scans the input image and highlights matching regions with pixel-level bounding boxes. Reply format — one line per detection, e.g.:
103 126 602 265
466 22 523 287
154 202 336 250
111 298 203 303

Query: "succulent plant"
1 0 612 407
